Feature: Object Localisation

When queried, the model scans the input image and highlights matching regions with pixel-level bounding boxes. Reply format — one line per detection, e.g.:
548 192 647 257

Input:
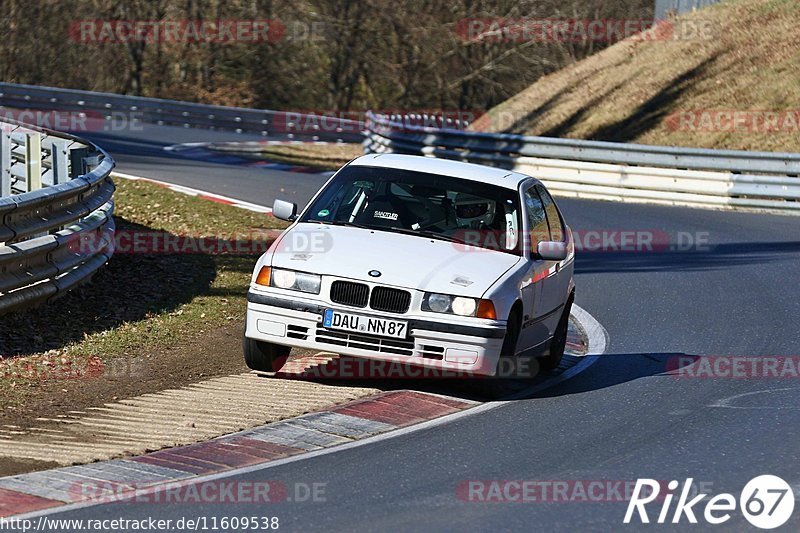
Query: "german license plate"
323 309 407 339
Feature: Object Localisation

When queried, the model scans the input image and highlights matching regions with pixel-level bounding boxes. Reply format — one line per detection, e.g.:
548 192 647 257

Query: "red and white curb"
111 172 274 214
0 390 475 516
2 304 606 519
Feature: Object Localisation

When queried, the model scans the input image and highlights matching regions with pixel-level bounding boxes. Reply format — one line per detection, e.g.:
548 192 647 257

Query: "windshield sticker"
317 209 330 217
373 211 399 220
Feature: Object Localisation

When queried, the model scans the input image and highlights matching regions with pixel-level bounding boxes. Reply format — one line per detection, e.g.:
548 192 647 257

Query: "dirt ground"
0 319 247 475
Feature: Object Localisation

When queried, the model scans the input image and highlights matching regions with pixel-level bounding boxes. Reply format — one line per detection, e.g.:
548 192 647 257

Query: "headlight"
452 297 477 316
427 293 452 313
266 268 321 294
272 269 296 289
422 292 496 319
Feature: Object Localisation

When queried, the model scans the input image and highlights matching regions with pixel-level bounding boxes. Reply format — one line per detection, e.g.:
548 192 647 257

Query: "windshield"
300 165 522 255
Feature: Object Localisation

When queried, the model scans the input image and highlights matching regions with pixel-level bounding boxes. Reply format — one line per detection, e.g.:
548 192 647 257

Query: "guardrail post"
25 132 42 191
84 153 102 173
51 140 69 185
0 130 10 196
69 147 89 178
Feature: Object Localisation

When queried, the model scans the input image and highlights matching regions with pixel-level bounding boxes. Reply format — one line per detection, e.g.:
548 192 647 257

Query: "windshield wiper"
388 226 466 244
306 219 373 230
307 220 466 244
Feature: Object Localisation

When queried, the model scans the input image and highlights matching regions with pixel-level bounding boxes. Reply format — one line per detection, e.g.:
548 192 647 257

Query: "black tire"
539 296 574 371
243 335 290 372
467 308 525 398
497 307 540 380
500 308 521 357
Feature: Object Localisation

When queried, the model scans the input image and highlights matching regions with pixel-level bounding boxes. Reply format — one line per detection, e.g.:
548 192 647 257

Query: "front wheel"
538 295 574 372
500 309 521 357
499 308 538 379
243 335 290 372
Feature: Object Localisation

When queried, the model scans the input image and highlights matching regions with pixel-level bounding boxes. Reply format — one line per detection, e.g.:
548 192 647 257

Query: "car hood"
269 223 521 298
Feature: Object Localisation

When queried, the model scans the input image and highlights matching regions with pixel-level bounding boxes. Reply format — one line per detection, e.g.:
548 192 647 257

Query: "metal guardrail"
364 112 800 212
0 117 115 315
0 82 363 143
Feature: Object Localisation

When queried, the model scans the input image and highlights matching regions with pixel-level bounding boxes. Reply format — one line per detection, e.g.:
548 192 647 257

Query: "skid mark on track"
709 387 800 410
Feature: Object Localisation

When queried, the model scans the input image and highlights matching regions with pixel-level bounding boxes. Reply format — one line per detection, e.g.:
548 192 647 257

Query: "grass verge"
0 178 288 431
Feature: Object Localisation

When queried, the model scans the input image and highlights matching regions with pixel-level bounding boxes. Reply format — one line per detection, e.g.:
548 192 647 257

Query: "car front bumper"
245 291 506 376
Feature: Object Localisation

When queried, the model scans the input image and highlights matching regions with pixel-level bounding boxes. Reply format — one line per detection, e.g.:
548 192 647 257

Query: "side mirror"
537 241 568 261
272 199 298 221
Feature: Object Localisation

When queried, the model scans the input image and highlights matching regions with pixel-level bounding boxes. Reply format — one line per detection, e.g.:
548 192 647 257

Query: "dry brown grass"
473 0 800 153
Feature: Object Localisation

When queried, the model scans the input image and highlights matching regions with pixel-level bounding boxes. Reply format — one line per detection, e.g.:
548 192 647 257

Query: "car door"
517 185 552 352
536 184 572 336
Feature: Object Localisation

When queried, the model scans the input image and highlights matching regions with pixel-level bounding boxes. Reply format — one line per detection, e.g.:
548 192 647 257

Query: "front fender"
481 260 530 323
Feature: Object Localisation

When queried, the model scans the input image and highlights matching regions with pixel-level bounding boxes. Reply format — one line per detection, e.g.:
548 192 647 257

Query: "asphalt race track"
57 125 800 530
80 124 330 206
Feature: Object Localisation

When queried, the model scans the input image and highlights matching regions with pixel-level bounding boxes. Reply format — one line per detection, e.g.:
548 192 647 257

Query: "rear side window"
536 185 565 242
523 187 549 247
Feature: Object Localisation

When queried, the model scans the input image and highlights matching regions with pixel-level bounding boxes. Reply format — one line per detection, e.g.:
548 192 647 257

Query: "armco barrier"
4 84 798 213
0 82 363 143
0 117 115 315
364 112 800 212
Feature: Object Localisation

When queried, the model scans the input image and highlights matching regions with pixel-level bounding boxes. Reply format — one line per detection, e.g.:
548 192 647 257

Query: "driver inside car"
453 193 497 229
448 193 519 253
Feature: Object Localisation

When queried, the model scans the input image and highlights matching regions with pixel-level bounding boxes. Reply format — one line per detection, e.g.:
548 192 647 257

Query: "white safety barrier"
364 112 800 212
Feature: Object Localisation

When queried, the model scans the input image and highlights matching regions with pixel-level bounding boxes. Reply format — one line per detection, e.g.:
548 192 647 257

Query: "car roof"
349 154 535 190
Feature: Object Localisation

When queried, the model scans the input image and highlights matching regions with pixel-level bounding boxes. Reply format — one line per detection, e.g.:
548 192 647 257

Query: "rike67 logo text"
624 476 795 529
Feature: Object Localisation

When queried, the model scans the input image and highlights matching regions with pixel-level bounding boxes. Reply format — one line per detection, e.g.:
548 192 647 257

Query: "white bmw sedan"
244 154 575 377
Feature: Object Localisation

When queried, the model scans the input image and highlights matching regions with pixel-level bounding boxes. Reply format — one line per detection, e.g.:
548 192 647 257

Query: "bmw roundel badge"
368 270 382 277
